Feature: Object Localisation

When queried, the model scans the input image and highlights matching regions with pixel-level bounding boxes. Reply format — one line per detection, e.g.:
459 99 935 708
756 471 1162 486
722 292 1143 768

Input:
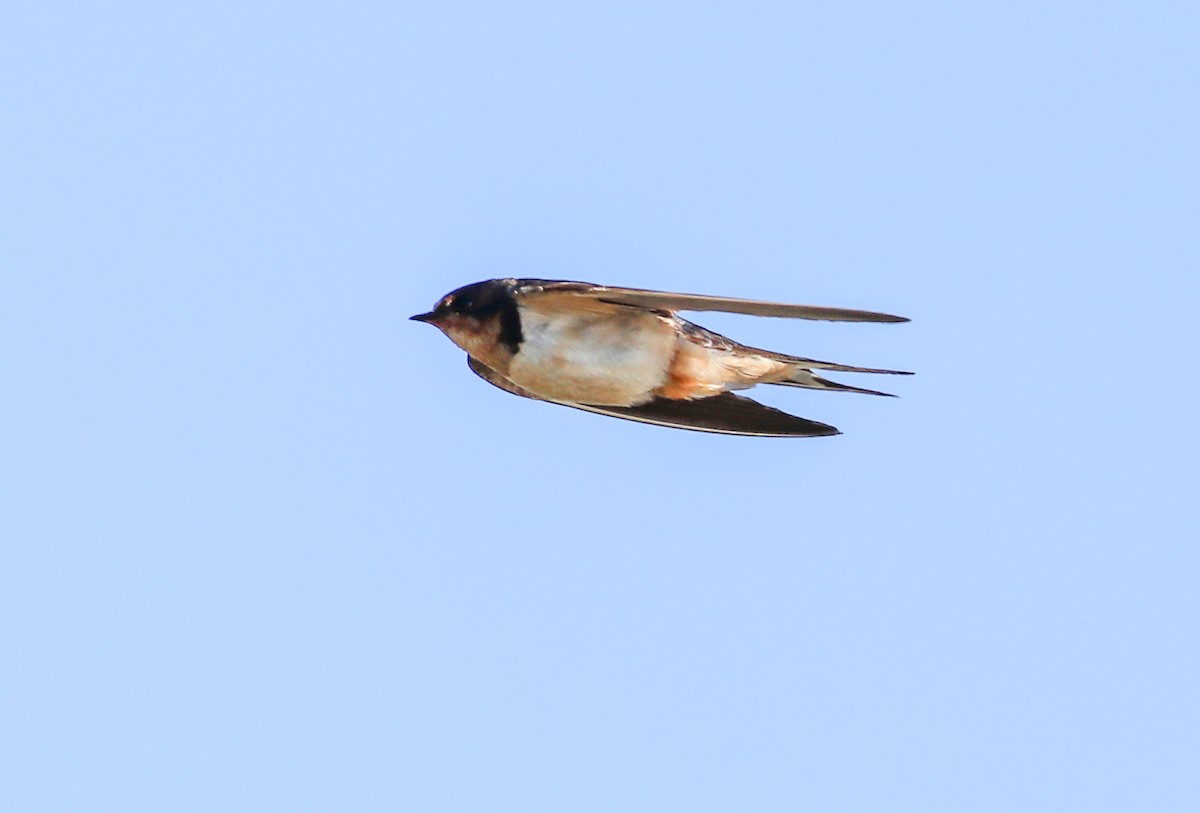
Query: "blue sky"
3 2 1198 810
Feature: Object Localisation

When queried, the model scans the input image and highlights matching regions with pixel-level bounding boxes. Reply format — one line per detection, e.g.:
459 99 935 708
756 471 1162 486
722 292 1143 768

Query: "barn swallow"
411 278 910 437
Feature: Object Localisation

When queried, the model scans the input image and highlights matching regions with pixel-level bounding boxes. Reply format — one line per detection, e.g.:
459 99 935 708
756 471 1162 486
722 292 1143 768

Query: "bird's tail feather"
774 354 912 376
773 366 899 397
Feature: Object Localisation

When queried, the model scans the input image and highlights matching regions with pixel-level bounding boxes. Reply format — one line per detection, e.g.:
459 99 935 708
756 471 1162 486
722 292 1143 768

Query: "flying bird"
411 278 910 437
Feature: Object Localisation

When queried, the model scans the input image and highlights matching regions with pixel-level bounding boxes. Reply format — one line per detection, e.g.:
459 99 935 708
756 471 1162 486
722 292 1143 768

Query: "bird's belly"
508 307 676 406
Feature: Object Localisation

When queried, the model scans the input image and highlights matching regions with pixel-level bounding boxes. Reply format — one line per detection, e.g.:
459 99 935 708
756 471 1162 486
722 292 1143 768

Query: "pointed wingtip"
787 427 840 438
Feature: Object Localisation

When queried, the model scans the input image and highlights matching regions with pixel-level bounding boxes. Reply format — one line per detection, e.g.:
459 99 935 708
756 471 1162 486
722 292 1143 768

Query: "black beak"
410 311 438 323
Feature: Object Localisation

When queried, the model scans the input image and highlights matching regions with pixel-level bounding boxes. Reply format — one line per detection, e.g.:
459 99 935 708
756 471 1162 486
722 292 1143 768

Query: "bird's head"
411 279 522 360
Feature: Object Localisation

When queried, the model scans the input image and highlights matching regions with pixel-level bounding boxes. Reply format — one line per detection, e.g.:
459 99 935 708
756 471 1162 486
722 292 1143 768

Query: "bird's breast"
507 306 677 406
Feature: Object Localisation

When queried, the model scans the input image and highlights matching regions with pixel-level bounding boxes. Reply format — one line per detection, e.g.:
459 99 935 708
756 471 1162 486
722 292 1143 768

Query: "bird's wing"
467 357 838 438
566 393 840 437
513 279 909 323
